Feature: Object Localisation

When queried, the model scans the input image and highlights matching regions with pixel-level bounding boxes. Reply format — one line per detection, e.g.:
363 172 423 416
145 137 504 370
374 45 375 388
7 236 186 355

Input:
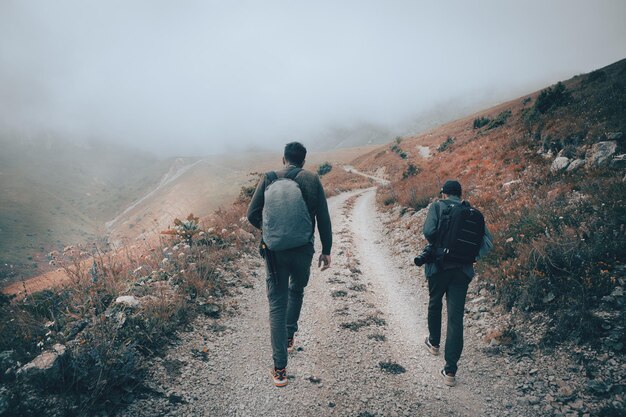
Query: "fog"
1 0 625 156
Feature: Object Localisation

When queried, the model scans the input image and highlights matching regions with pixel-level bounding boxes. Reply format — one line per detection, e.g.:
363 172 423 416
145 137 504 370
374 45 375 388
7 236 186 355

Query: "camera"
414 244 435 267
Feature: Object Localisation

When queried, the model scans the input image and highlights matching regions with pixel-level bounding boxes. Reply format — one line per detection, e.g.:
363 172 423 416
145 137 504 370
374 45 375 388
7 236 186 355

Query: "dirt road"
123 188 531 416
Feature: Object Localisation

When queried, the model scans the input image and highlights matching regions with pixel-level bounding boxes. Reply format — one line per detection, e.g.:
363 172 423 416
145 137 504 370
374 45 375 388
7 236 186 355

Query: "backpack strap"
284 167 302 180
265 171 279 184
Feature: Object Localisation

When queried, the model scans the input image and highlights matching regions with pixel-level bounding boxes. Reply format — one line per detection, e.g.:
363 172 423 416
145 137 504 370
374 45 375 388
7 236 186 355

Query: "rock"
115 295 140 307
0 350 16 374
557 385 576 402
566 159 585 172
502 179 522 188
16 344 66 386
0 385 9 412
551 157 570 172
611 154 626 168
527 396 540 405
606 132 623 141
586 141 617 168
611 286 624 297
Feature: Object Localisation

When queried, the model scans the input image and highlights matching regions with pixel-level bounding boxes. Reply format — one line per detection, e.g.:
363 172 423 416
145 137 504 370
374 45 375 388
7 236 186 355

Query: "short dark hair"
284 142 307 167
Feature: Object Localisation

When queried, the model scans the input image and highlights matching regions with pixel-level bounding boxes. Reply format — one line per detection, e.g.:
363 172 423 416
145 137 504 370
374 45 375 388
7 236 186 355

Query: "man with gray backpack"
247 142 332 387
419 180 492 387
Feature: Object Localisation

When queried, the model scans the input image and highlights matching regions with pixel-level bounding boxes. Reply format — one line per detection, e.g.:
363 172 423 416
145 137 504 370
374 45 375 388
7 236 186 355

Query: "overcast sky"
1 0 625 156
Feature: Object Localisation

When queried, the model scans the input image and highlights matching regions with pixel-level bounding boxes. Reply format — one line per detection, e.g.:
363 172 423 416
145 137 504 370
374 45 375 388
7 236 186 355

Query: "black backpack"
435 200 485 264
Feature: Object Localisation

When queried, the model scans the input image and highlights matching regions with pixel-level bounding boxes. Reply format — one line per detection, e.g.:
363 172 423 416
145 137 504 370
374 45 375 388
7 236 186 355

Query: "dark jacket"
422 195 493 279
246 164 332 255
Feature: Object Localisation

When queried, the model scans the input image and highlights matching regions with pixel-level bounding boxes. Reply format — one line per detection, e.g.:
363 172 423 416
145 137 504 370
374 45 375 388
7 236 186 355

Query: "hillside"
0 138 168 281
1 60 624 417
352 58 626 344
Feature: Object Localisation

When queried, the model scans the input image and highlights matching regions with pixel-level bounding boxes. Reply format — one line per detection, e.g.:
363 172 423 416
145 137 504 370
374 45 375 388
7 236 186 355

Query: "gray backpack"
262 168 313 251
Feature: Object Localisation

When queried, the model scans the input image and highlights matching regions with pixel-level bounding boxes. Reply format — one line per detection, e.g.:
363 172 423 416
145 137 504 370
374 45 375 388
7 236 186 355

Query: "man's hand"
318 254 331 271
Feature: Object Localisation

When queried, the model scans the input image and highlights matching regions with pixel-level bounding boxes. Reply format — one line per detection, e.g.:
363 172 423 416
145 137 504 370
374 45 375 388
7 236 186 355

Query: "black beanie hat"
441 180 462 196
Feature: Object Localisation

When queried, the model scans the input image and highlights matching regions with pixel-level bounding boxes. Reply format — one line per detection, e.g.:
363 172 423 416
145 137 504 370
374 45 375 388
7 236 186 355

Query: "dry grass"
0 198 257 416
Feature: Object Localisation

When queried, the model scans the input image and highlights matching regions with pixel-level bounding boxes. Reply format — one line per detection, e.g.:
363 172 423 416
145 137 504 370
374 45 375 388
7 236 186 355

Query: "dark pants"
427 268 470 374
265 244 314 369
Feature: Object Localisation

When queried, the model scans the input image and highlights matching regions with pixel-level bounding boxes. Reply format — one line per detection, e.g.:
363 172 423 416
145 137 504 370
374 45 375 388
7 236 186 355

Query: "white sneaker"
424 336 440 355
441 369 456 387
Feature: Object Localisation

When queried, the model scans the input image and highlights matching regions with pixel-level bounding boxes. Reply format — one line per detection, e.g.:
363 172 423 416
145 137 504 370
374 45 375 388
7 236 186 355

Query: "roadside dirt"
122 188 535 417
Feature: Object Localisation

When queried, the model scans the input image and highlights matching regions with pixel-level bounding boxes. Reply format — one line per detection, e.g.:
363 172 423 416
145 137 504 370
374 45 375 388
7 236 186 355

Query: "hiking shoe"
424 336 440 356
270 367 288 387
287 336 295 353
441 369 456 387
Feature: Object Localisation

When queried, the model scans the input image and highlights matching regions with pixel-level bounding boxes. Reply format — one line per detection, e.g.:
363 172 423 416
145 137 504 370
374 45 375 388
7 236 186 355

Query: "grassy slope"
353 58 626 341
0 138 168 279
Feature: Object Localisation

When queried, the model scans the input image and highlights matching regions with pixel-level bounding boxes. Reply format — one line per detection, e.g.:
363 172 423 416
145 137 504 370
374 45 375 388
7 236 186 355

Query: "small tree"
317 162 333 176
437 136 455 152
402 163 419 179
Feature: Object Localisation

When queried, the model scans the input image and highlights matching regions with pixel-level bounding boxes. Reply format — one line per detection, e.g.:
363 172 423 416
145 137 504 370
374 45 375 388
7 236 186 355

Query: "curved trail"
123 188 527 416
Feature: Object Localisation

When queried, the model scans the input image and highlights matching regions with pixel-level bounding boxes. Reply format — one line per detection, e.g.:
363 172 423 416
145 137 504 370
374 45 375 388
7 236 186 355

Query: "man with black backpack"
247 142 332 387
420 180 492 387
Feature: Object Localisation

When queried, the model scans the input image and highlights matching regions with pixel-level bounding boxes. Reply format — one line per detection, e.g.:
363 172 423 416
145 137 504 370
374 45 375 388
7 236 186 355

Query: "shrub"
473 116 491 129
484 181 625 343
161 213 200 245
402 163 419 179
1 202 256 416
381 188 398 206
437 136 455 152
390 144 407 159
486 110 512 130
583 70 607 85
317 162 333 176
406 188 431 211
533 82 571 114
239 184 256 202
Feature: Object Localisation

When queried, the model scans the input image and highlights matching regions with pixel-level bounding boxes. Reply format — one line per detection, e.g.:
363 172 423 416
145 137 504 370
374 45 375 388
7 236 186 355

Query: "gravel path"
122 188 535 417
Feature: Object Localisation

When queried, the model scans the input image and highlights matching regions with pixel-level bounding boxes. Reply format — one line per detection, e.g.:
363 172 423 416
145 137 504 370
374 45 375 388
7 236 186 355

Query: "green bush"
406 188 431 211
437 136 455 152
402 163 419 179
534 82 571 114
317 162 333 176
390 144 408 159
473 116 491 129
486 110 512 130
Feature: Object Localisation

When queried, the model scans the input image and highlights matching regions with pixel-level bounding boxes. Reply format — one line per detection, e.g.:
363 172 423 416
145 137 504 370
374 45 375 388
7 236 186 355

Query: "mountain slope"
351 58 626 345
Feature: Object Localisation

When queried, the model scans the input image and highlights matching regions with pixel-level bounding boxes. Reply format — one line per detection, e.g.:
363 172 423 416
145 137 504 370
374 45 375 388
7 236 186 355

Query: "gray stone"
551 157 570 172
115 295 140 307
0 386 9 415
586 141 617 168
16 344 66 386
0 350 16 373
611 154 626 169
566 159 585 172
606 132 623 141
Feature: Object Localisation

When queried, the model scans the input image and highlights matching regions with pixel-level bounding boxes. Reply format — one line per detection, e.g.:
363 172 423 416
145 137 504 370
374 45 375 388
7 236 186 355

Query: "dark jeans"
265 244 314 369
427 268 470 374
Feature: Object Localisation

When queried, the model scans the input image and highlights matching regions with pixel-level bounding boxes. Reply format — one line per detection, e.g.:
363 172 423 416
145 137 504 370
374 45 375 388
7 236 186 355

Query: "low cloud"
1 0 625 156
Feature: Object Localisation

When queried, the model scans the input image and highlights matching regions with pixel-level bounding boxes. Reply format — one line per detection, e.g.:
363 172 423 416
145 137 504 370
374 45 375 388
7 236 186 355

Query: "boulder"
0 386 9 415
16 344 66 386
586 141 617 168
115 295 140 307
611 154 626 169
551 157 570 172
566 159 585 172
